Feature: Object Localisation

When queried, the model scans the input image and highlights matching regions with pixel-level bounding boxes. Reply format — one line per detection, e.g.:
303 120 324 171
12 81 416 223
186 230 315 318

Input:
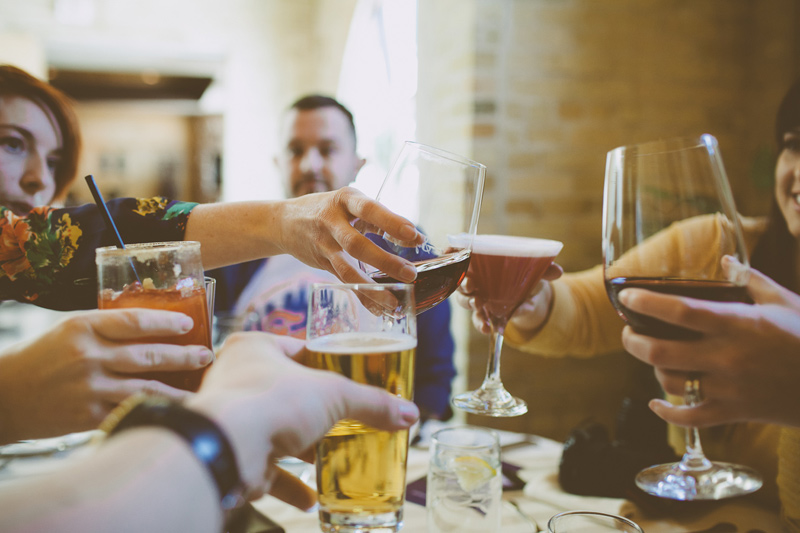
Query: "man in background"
211 95 455 421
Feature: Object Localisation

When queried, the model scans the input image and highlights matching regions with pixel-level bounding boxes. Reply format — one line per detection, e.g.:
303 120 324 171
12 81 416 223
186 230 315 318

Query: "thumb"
336 381 419 431
741 267 797 307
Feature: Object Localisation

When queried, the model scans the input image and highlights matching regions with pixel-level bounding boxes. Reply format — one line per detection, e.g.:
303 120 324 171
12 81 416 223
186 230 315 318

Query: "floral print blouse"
0 197 197 310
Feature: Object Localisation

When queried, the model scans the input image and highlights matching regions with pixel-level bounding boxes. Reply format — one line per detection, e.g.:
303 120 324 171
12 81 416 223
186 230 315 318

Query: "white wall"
0 0 357 202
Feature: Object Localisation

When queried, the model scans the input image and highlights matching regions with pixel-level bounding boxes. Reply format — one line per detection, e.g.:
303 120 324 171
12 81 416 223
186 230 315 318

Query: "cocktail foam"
448 233 563 258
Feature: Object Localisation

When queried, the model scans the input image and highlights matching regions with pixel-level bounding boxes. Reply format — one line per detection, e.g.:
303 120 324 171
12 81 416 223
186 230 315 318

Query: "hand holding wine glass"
602 134 762 500
359 141 485 315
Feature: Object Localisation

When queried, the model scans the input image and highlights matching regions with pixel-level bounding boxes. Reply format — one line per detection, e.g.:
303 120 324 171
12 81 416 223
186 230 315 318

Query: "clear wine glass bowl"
359 141 485 315
602 134 762 500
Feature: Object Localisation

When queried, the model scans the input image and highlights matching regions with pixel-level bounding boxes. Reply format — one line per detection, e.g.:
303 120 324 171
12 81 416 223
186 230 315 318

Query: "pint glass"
96 241 214 391
307 283 416 532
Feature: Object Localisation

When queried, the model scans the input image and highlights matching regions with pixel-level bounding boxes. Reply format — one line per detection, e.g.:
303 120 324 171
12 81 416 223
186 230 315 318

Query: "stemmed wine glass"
602 134 762 500
449 234 562 417
359 141 485 315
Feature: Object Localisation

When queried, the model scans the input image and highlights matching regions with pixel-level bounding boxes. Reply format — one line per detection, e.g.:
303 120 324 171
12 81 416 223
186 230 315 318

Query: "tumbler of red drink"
96 241 214 392
449 234 562 417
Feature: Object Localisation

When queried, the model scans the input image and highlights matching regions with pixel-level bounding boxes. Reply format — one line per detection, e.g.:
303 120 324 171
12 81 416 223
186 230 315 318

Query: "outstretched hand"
187 331 419 510
275 187 424 285
0 309 213 444
620 257 800 429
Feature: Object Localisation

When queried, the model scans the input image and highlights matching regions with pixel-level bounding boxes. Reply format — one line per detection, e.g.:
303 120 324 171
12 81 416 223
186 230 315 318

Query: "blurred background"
1 0 798 440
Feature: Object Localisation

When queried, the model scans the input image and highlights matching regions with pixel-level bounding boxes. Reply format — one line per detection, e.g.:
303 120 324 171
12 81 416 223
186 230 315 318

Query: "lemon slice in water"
451 456 497 492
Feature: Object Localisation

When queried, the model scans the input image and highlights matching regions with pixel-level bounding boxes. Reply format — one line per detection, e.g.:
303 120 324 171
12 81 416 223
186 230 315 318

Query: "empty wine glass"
602 134 762 500
359 141 485 315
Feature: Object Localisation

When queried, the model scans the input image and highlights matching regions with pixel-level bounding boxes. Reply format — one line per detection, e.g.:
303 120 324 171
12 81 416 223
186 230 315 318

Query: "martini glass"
450 234 562 417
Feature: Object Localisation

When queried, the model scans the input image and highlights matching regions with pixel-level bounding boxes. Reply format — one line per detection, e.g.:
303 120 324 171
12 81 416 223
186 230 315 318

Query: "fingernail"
618 290 631 305
649 399 670 410
195 348 214 366
179 315 193 332
304 503 319 513
401 264 417 282
399 224 418 241
398 400 419 425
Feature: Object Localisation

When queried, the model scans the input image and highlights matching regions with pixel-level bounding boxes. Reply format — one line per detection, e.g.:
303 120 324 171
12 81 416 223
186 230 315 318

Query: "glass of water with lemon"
427 426 502 532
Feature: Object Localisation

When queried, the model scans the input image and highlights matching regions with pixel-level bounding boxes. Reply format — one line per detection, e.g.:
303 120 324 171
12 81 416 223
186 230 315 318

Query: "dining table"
0 422 784 532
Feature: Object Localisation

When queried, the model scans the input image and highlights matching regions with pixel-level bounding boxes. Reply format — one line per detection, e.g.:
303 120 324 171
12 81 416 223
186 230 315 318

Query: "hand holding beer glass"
96 241 215 392
359 141 485 315
450 234 563 417
307 283 416 532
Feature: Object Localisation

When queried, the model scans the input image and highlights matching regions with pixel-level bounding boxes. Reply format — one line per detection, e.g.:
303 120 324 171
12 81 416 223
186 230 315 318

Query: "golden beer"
306 332 416 529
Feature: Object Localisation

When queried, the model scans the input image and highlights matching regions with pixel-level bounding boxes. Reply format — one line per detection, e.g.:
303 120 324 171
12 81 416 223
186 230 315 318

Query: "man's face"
276 106 365 198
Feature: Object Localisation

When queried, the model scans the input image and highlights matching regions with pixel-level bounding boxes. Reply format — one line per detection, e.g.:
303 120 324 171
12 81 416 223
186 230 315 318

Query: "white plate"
0 431 98 458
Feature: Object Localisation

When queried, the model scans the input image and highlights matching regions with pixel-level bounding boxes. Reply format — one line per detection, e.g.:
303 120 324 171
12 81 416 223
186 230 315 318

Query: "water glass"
547 511 643 533
427 426 502 533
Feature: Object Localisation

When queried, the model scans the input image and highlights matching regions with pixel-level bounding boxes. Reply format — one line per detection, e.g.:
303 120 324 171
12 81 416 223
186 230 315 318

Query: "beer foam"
448 233 563 258
307 332 416 354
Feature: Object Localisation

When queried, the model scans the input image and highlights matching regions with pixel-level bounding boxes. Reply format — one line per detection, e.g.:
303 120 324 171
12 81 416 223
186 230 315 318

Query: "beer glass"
96 241 214 392
450 234 562 417
547 511 643 533
603 135 761 499
307 283 416 532
358 141 485 315
427 426 502 533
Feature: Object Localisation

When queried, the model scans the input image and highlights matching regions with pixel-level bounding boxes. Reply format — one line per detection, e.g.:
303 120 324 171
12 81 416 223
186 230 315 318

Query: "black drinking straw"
85 175 141 282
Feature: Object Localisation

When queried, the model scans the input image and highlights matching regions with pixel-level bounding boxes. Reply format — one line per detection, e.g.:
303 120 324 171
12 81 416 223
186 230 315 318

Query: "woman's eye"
46 155 62 174
0 136 25 154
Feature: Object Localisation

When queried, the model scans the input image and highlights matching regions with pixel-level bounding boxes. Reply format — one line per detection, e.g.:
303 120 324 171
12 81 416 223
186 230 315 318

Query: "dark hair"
0 65 82 202
289 94 357 145
749 78 800 293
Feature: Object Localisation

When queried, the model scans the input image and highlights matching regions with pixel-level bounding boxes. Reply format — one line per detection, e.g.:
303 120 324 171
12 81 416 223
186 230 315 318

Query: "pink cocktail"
450 234 562 417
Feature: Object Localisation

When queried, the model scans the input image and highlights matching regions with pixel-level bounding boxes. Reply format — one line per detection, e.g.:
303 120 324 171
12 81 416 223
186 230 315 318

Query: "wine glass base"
451 391 527 417
635 461 763 501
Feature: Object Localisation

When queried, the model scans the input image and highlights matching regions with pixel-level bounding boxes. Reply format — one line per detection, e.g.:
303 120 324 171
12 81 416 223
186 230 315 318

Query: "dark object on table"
225 502 285 533
558 397 678 498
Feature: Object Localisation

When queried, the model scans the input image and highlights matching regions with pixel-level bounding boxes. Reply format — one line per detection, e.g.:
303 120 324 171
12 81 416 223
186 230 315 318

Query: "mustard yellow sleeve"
504 265 625 357
504 214 767 359
779 427 800 532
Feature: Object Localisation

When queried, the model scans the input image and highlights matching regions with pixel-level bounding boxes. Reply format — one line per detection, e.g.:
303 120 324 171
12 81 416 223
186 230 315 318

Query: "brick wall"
420 0 800 439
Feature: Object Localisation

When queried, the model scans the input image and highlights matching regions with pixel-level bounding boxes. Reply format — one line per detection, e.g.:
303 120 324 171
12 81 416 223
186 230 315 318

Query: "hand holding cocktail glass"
451 234 563 417
96 241 215 392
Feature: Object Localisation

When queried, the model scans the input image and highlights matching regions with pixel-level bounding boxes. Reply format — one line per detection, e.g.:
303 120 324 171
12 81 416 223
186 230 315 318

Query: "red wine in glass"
605 277 751 340
450 234 563 417
371 248 470 315
602 134 761 500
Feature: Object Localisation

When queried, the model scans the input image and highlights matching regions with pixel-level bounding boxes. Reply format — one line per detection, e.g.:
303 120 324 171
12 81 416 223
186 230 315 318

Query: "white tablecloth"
0 426 784 532
251 424 784 532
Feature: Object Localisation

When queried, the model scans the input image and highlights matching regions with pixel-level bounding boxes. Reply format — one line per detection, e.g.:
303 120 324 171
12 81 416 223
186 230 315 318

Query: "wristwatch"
100 394 246 528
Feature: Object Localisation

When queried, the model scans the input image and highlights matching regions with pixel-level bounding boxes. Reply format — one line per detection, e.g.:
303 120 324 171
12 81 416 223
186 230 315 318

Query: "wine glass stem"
481 324 506 390
680 377 712 471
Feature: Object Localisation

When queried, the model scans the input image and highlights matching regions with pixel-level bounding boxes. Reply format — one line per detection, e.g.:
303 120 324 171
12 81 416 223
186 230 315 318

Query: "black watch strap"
101 395 243 508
